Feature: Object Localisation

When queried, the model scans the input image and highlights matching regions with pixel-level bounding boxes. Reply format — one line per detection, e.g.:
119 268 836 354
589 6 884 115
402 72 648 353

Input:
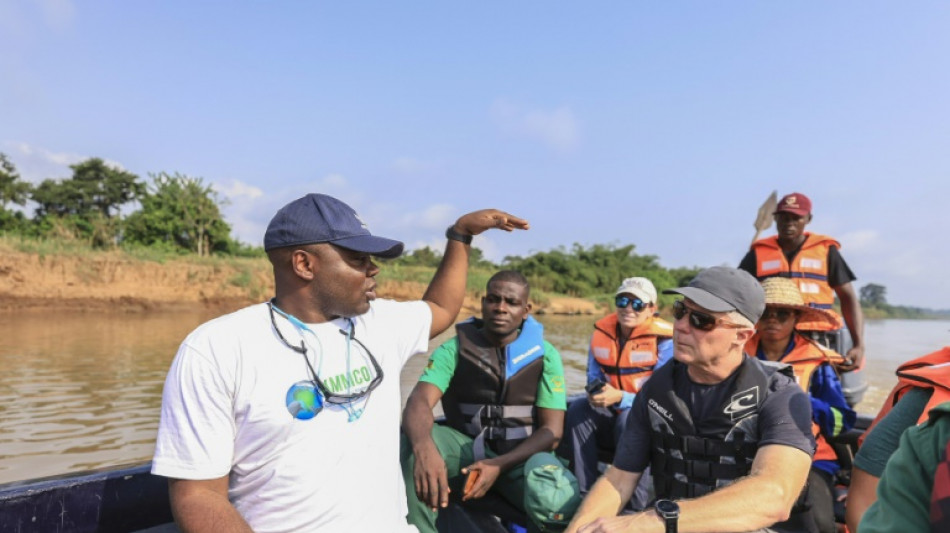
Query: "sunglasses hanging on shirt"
269 301 384 422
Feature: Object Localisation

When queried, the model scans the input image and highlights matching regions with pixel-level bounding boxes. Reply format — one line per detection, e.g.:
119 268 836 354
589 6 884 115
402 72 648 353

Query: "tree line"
858 282 940 319
3 152 925 315
0 151 702 299
388 243 703 304
0 153 250 256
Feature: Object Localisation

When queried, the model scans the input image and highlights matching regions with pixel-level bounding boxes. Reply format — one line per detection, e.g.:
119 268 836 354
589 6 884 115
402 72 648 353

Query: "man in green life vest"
401 270 581 532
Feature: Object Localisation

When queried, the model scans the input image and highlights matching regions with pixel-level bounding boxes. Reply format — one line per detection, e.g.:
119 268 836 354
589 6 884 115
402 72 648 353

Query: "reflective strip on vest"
471 426 534 461
751 234 840 331
590 314 669 393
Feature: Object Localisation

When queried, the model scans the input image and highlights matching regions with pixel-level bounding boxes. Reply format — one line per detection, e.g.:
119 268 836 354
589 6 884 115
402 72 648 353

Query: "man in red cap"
739 192 866 376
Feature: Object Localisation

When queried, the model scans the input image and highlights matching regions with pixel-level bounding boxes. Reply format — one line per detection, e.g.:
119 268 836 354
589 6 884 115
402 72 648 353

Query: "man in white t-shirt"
152 193 528 533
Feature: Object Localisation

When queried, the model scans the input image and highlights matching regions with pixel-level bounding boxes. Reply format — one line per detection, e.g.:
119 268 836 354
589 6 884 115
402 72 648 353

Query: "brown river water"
0 310 947 485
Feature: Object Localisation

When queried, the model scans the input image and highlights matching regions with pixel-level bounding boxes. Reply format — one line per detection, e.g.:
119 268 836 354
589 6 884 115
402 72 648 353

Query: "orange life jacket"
590 314 673 393
751 233 843 331
862 347 950 445
745 332 845 462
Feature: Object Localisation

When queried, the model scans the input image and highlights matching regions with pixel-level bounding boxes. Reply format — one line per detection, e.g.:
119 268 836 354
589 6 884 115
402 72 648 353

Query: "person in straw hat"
744 277 857 533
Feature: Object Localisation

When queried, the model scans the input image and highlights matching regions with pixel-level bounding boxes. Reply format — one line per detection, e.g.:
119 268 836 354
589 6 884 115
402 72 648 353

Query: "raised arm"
402 381 449 511
169 476 253 533
423 209 528 338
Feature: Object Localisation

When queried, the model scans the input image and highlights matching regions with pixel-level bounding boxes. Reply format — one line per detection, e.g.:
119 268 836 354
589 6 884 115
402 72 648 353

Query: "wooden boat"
0 407 873 533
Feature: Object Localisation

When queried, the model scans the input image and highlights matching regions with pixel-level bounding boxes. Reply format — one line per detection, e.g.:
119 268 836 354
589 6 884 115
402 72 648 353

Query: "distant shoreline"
0 249 603 316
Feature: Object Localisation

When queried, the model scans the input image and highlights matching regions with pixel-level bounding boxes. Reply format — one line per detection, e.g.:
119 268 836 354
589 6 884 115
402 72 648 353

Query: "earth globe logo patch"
286 381 324 420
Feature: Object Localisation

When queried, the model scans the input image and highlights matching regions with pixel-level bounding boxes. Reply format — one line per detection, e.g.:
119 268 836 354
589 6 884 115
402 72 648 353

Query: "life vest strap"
458 403 534 420
661 453 749 481
658 433 758 460
599 365 652 376
470 425 534 461
459 402 535 460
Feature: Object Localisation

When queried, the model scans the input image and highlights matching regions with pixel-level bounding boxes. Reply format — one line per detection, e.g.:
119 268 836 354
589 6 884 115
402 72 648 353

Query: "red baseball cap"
774 192 812 217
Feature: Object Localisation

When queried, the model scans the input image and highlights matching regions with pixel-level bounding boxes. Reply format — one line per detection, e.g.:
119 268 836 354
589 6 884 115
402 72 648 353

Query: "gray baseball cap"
662 266 765 324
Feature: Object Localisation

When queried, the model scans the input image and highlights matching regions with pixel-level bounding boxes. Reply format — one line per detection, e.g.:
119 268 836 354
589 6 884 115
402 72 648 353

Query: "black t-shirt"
738 243 856 288
613 360 816 474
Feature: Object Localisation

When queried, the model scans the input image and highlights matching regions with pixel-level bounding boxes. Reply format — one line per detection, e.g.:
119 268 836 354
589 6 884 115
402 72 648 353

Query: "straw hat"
759 277 840 329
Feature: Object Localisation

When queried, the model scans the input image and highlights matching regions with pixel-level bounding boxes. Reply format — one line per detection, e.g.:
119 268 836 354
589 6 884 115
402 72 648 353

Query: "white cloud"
491 99 580 151
392 156 439 175
38 0 76 30
0 2 26 43
2 141 125 182
404 237 450 255
318 173 348 190
211 178 267 245
218 173 371 246
213 179 263 200
471 234 504 263
399 203 456 231
838 229 878 253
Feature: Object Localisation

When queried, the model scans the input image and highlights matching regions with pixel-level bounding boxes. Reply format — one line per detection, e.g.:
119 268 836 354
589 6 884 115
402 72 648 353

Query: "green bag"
522 453 582 532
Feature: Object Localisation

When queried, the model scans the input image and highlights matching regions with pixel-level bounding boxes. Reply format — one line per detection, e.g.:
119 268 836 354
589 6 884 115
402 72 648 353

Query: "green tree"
30 158 144 246
468 246 496 269
0 153 32 209
124 172 232 256
397 246 443 267
503 243 678 299
860 283 888 307
32 158 143 218
0 153 32 231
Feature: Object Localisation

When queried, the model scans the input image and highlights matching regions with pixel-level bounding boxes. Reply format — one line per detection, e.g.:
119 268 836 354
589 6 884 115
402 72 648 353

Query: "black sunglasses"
269 303 384 406
672 300 746 332
615 295 647 312
760 308 797 322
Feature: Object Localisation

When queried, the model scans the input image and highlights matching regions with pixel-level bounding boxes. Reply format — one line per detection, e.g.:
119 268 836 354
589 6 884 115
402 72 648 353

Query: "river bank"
0 248 602 315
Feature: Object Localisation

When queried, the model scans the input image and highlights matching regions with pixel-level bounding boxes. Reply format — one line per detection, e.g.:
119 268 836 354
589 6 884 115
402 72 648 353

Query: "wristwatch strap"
445 225 473 245
665 516 677 533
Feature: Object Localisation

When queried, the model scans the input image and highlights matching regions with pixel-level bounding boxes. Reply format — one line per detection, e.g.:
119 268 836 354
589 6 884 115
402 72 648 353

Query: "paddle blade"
754 190 778 232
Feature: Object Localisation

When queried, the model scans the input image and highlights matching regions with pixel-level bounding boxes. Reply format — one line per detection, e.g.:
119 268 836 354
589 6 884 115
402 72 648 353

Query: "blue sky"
1 2 948 308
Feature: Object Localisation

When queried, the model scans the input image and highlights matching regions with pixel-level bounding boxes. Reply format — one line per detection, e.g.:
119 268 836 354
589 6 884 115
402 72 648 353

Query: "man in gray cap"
152 193 528 533
566 266 817 533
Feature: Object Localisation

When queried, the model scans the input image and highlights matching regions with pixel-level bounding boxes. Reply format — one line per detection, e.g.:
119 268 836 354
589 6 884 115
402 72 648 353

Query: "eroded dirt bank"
0 250 600 315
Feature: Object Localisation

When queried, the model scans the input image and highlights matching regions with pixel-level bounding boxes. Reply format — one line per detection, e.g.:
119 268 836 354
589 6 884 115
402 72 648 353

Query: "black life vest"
441 316 546 456
643 357 794 499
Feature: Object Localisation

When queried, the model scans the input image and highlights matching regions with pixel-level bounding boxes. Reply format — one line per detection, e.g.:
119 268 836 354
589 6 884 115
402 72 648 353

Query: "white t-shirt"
152 299 431 533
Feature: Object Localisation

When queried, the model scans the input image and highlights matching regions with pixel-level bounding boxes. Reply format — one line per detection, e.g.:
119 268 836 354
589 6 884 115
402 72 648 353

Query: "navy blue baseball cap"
263 193 404 258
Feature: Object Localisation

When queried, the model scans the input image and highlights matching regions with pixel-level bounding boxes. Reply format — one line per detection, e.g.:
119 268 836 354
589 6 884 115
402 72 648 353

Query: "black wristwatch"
445 225 473 245
654 499 679 533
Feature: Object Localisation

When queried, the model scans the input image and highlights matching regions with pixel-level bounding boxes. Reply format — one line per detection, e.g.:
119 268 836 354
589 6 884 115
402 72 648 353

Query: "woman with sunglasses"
558 277 673 506
743 277 856 533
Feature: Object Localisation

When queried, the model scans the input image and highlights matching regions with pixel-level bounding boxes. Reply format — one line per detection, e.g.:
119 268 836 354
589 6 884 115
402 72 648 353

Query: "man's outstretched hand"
453 209 529 236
